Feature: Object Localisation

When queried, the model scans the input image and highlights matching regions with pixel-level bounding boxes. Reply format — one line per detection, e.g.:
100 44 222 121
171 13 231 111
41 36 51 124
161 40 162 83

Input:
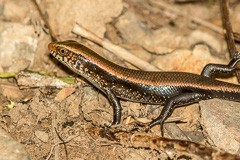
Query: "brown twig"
32 0 58 42
220 0 237 55
220 0 240 82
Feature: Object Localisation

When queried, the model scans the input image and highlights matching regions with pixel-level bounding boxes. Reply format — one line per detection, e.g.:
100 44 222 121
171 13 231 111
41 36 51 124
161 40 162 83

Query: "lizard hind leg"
147 92 208 137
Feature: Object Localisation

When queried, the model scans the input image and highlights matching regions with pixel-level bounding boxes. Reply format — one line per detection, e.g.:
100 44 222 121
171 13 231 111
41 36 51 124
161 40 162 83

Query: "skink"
48 40 240 136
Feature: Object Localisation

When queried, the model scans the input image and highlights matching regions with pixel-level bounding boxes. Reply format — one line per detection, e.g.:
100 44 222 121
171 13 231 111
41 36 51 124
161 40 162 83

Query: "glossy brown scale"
48 40 240 136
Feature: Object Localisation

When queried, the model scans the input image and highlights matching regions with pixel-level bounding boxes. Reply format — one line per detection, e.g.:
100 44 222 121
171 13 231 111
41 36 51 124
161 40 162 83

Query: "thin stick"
46 135 80 160
51 106 61 160
72 24 160 71
32 0 58 42
220 0 240 81
54 128 68 160
220 0 237 55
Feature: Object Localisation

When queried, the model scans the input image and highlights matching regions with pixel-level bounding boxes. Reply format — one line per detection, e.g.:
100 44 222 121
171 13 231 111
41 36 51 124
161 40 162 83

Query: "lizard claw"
233 51 240 59
135 121 151 132
135 118 165 136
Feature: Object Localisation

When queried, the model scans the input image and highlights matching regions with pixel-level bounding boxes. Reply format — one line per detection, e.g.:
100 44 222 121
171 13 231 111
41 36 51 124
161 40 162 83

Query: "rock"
0 127 30 160
152 44 226 74
200 99 240 154
16 73 74 89
3 0 31 22
143 27 188 55
0 22 37 73
115 10 148 45
187 30 223 54
46 0 123 37
116 11 187 55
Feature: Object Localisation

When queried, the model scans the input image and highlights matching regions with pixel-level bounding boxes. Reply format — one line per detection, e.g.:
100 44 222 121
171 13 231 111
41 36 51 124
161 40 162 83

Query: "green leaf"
0 72 16 78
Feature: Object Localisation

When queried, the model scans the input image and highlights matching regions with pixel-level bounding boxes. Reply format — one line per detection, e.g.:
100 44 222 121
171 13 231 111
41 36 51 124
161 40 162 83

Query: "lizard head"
48 40 78 57
48 40 82 64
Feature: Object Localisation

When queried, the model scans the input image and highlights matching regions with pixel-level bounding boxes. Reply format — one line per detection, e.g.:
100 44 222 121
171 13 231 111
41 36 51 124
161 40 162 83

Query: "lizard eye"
59 48 68 55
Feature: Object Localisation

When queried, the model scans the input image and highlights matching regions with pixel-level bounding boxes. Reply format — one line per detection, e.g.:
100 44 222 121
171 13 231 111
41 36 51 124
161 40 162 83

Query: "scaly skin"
48 40 240 135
